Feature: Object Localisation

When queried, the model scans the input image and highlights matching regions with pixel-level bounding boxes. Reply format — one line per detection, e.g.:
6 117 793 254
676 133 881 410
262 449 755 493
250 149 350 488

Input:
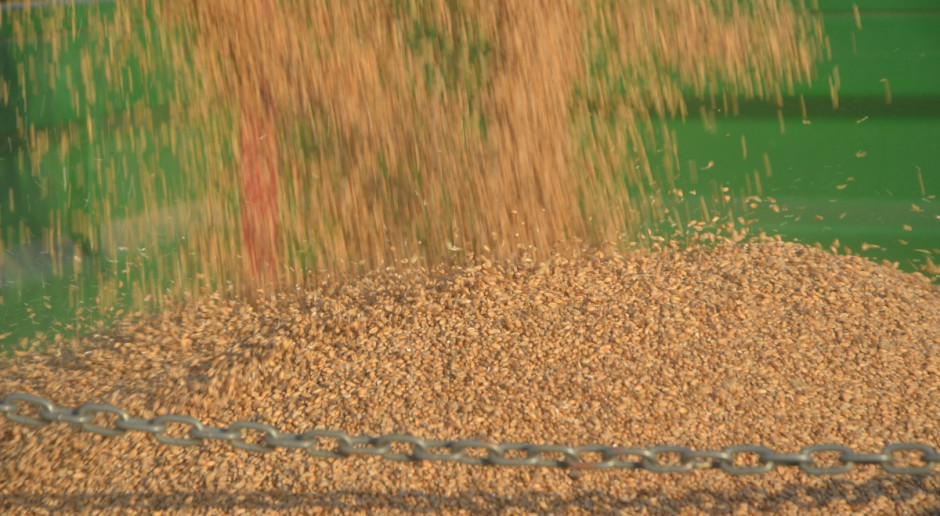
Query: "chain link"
2 393 937 475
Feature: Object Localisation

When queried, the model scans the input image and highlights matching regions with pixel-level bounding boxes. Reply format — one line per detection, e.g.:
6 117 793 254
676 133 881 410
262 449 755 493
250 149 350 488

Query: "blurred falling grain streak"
152 0 825 295
3 0 828 305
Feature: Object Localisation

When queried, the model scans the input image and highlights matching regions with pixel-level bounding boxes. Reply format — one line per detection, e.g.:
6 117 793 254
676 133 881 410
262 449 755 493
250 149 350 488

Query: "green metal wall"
668 3 940 265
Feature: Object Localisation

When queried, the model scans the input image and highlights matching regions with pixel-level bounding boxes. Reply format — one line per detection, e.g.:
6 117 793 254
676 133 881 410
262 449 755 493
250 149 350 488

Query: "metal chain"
2 393 938 475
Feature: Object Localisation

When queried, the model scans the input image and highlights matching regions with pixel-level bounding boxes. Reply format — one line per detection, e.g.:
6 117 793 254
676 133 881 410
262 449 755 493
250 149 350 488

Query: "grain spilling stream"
2 0 828 304
2 0 937 513
3 239 939 514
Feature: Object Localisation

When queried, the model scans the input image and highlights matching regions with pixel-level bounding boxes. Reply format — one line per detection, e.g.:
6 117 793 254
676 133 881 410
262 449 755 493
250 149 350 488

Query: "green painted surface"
668 10 940 271
817 1 940 12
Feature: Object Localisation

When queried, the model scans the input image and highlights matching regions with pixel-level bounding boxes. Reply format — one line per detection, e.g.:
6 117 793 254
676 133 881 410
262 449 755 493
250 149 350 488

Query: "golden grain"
4 2 934 513
4 0 828 303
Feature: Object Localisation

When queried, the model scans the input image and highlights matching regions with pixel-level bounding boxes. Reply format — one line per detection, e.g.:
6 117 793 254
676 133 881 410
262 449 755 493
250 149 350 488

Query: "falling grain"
917 166 926 196
881 78 893 105
5 2 919 513
4 0 830 302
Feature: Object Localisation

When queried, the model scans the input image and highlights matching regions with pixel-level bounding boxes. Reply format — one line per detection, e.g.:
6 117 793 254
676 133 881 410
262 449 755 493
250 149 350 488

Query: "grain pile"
3 238 940 514
4 1 937 514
